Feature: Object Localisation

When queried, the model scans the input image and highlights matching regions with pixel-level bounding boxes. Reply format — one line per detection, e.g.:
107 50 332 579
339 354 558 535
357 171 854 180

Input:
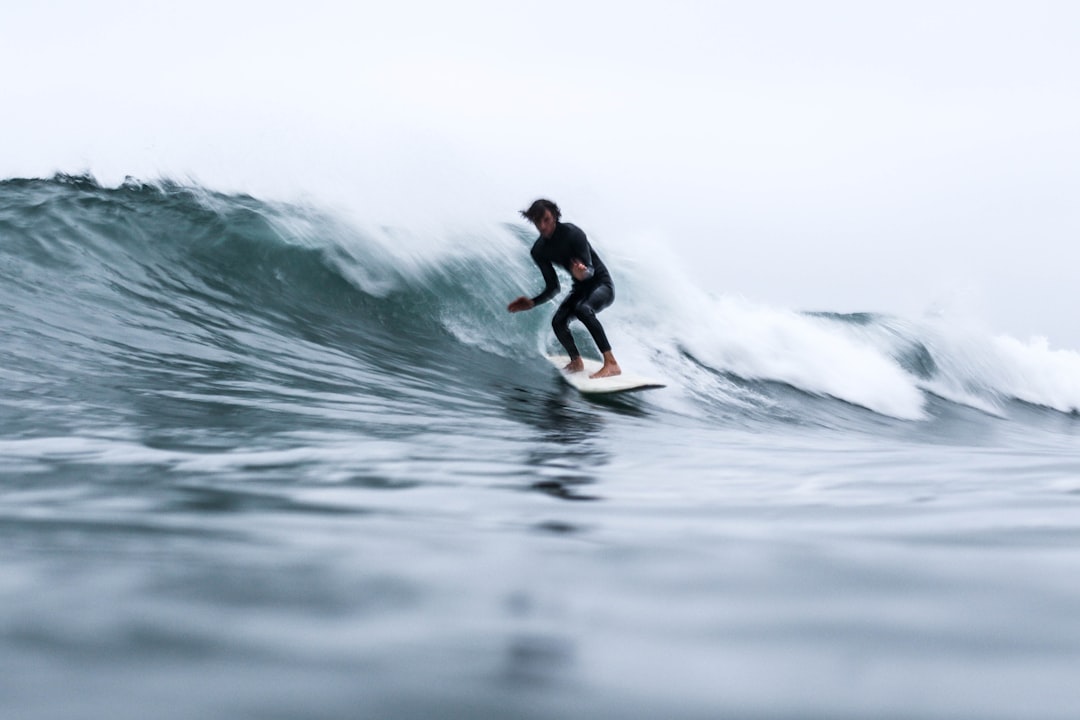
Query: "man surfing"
507 199 621 379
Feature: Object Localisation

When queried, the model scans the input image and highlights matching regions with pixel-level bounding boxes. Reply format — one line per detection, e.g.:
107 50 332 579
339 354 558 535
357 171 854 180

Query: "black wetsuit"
529 221 614 358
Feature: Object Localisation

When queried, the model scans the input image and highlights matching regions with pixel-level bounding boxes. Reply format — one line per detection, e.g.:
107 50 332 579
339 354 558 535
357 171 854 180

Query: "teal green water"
3 175 1080 719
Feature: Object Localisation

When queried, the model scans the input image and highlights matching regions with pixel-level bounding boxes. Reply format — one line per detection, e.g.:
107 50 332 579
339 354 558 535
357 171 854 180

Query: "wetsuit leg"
572 282 614 353
551 291 582 358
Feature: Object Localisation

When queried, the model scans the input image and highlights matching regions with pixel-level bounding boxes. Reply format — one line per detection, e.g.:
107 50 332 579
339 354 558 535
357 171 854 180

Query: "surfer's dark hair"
521 199 561 224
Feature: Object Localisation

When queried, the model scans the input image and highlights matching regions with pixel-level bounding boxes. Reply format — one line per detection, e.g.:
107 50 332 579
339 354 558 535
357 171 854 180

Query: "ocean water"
3 174 1080 719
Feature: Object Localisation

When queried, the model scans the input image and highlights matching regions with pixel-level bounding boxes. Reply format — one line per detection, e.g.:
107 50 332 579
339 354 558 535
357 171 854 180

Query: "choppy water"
3 174 1080 719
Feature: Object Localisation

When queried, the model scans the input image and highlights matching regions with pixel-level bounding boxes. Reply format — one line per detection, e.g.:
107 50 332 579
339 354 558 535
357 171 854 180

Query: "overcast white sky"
3 1 1079 344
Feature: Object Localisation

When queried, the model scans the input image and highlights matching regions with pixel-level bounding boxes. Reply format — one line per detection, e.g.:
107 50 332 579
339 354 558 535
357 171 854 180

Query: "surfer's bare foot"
590 362 621 379
590 351 621 379
564 357 585 373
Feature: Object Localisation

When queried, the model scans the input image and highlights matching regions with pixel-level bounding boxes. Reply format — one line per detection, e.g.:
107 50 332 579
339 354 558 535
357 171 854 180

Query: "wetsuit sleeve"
566 225 595 280
529 245 560 305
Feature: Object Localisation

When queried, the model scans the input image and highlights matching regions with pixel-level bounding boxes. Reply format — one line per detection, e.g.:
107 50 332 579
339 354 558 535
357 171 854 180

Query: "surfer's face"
534 209 557 238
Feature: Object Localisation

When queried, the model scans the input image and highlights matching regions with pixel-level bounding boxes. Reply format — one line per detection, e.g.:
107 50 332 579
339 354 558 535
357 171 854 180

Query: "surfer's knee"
574 304 600 327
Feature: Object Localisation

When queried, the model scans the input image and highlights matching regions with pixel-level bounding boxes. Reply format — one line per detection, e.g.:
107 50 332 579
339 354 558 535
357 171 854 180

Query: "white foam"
608 249 926 420
989 336 1080 413
896 314 1080 415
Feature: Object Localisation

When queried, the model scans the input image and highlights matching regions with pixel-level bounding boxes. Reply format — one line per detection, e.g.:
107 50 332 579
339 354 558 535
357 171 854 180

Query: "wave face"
3 174 1079 442
1 174 540 444
5 175 1080 720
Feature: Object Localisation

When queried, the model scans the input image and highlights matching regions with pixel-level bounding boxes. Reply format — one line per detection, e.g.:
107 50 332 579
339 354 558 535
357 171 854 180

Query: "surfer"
508 199 621 378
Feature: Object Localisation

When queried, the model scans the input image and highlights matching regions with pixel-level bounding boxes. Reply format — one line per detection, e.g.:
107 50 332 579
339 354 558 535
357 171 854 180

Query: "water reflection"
529 479 599 502
498 591 577 690
499 633 577 689
500 384 610 501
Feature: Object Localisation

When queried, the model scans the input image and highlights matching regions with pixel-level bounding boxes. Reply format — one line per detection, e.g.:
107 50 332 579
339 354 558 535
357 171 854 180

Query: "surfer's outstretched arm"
509 247 560 313
528 246 560 306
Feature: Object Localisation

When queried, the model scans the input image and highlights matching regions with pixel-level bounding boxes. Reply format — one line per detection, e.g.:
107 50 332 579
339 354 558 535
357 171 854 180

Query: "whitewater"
3 174 1080 719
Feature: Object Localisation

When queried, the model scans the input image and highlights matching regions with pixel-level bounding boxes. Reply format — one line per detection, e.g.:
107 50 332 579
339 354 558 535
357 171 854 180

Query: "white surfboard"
546 355 666 395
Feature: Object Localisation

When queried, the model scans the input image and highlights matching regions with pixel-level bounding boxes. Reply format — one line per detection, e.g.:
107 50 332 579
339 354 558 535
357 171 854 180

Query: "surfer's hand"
508 296 534 313
570 260 590 281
